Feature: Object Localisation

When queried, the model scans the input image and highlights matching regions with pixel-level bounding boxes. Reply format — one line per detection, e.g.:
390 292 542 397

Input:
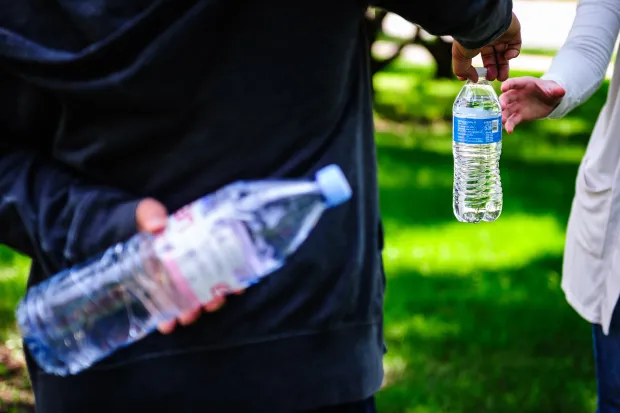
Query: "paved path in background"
377 0 616 78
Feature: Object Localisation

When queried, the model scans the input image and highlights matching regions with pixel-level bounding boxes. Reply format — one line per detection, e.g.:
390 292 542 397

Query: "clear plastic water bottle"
452 67 503 223
16 164 352 376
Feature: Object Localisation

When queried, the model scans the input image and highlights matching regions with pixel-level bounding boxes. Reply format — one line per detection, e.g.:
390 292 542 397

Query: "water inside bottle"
452 69 503 223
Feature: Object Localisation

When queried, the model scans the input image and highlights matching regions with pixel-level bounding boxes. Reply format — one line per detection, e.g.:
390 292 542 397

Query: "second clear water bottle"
452 67 503 223
16 164 352 376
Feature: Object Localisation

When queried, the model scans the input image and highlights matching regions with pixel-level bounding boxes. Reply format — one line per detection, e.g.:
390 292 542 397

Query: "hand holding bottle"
453 12 522 82
135 198 230 335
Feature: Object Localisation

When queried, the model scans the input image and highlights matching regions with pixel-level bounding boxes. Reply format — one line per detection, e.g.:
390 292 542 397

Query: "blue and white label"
453 115 502 144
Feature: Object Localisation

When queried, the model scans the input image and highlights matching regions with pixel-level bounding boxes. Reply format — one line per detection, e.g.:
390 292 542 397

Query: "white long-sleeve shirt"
539 0 620 334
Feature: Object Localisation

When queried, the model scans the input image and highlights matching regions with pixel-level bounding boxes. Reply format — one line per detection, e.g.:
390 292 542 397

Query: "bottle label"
153 195 261 306
453 115 502 144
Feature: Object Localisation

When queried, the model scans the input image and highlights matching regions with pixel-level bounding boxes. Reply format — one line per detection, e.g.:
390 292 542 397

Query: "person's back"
0 1 517 411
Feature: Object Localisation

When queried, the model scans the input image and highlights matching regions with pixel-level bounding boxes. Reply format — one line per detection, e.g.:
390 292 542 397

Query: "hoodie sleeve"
370 0 513 49
0 71 140 274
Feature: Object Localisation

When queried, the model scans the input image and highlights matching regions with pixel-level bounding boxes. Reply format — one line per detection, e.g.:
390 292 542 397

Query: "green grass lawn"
0 61 606 412
374 62 603 412
0 247 33 412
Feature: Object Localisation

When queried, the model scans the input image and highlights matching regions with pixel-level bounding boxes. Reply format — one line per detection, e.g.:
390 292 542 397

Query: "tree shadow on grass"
378 254 596 413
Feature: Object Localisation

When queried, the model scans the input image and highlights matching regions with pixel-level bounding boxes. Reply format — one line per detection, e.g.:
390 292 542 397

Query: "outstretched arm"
500 0 620 132
542 0 620 118
370 0 521 81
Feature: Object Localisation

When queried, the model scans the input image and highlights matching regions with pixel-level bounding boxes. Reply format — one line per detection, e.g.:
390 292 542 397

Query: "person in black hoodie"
0 1 520 412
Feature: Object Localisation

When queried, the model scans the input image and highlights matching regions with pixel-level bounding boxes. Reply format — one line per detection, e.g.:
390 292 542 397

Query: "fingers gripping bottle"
452 67 503 223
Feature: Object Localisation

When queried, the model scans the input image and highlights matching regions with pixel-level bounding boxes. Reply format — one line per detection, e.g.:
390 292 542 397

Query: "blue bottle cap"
315 164 352 207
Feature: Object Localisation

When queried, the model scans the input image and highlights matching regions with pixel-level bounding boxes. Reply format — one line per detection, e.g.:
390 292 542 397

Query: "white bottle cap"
315 164 352 207
476 67 487 78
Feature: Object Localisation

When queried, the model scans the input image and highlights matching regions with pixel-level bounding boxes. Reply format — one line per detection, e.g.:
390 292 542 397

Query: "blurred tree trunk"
422 36 453 79
365 9 454 80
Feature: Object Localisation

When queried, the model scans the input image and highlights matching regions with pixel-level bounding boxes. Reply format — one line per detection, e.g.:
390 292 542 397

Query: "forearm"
0 145 139 273
370 0 513 49
542 0 620 118
0 69 140 274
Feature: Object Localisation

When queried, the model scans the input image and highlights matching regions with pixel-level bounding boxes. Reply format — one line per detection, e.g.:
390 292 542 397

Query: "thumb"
452 42 480 82
136 198 168 234
500 76 535 92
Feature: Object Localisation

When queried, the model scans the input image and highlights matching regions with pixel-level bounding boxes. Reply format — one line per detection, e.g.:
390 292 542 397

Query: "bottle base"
482 209 502 222
453 207 502 223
